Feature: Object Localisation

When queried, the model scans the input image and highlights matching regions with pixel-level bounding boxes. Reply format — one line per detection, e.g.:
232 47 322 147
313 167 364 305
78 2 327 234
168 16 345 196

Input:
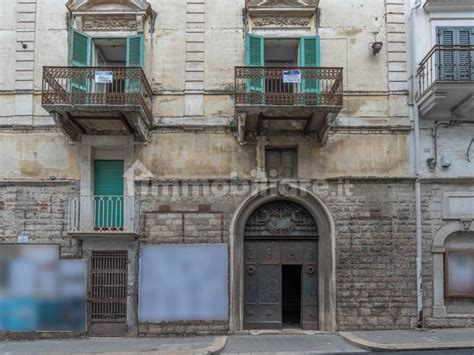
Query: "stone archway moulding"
229 183 336 332
432 220 474 318
432 220 474 252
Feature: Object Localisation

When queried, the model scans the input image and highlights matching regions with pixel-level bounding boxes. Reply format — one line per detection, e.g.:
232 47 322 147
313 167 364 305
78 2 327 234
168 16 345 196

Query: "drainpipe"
409 0 423 328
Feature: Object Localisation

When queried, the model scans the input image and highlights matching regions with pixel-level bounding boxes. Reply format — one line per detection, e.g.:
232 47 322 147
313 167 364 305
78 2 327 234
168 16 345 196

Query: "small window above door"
266 148 298 179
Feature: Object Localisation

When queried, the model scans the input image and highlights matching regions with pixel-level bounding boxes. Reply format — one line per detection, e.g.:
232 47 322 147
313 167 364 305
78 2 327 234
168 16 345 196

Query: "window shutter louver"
437 27 473 81
245 33 265 99
71 29 92 67
126 34 144 93
126 34 144 67
438 29 455 80
246 34 264 67
300 36 321 95
458 29 472 80
70 29 91 93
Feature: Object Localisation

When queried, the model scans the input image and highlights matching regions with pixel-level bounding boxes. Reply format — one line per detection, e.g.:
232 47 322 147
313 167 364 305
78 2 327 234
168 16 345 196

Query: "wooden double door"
244 240 318 330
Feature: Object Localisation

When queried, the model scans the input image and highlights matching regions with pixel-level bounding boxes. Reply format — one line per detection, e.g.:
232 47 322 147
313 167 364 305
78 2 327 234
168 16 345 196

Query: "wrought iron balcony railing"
42 66 153 124
235 66 343 106
417 45 474 98
68 195 140 235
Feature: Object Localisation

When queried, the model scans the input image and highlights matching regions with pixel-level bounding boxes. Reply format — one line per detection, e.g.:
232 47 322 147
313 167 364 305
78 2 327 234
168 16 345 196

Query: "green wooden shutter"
71 29 92 67
300 36 321 95
70 29 92 93
245 33 264 98
126 35 144 93
246 33 264 67
126 34 144 67
94 160 124 230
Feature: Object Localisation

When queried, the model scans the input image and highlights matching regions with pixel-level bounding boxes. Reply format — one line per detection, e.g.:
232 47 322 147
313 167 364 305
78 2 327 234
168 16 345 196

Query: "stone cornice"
246 0 318 17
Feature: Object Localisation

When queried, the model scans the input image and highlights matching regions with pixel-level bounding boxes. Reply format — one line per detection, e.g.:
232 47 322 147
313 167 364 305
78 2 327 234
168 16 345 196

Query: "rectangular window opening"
265 148 297 179
445 250 474 298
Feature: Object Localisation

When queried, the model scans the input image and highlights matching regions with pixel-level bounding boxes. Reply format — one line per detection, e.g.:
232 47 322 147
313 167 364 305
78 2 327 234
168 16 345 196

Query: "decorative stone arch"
66 0 152 11
229 183 336 332
432 220 474 317
66 0 155 33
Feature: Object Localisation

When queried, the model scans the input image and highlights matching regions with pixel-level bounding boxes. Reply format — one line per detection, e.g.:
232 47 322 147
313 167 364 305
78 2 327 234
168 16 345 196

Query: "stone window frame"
432 220 474 318
265 147 298 179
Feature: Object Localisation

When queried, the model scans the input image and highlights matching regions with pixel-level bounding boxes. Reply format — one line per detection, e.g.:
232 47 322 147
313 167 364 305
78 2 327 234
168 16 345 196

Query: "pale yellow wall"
0 0 411 181
0 133 80 179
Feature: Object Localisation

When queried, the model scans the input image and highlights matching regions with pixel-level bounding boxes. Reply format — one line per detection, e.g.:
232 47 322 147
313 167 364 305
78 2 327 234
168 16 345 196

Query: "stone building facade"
408 0 474 328
0 0 470 337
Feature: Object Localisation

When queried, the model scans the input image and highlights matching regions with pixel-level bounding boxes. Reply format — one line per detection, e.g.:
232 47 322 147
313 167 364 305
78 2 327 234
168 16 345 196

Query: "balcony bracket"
236 112 247 144
53 111 83 141
453 93 474 119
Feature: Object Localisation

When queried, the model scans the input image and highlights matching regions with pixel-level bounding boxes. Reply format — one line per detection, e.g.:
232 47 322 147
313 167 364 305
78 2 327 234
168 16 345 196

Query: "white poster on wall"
139 244 228 322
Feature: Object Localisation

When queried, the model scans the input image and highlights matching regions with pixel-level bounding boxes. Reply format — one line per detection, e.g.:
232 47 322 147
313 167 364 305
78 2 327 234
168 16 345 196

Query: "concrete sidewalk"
219 333 365 354
340 328 474 351
2 329 474 354
0 336 226 355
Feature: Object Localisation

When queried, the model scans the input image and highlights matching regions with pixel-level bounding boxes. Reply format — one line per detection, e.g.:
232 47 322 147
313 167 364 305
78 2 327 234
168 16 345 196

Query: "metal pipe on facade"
409 0 423 328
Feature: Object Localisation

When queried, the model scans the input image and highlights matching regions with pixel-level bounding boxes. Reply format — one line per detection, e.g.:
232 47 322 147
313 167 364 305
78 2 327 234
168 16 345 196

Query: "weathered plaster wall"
0 132 79 180
136 131 410 179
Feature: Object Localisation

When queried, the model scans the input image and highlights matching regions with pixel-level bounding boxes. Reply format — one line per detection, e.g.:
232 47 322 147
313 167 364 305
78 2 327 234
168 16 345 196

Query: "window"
445 250 474 298
70 30 144 94
436 27 474 81
265 148 297 178
245 34 321 98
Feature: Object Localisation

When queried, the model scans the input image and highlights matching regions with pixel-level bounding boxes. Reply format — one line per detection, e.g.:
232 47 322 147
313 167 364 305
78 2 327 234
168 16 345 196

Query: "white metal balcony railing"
68 195 140 234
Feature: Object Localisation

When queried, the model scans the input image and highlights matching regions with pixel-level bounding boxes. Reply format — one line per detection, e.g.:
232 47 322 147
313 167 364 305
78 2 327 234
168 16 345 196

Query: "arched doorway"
229 185 336 332
243 200 319 330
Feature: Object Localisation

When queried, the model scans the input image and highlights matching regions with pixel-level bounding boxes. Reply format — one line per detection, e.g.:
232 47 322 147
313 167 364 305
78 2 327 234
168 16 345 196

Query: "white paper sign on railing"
95 71 113 84
282 69 301 83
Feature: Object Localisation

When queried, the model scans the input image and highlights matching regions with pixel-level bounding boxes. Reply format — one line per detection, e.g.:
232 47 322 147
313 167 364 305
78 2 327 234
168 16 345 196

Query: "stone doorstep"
233 329 334 336
339 331 474 351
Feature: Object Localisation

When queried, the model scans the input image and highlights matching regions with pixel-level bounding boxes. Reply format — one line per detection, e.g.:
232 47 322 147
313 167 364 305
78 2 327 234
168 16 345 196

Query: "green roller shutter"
70 29 92 93
300 36 321 95
245 33 264 101
437 27 474 81
94 160 124 230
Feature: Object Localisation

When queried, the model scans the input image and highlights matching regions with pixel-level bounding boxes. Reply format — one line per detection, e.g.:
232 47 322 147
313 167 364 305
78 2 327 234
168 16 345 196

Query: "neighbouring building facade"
408 0 474 328
0 0 472 337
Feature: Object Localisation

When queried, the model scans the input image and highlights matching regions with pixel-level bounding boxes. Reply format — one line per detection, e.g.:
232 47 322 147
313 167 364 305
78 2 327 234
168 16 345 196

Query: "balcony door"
437 27 474 81
70 30 144 95
245 34 320 104
94 160 124 231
